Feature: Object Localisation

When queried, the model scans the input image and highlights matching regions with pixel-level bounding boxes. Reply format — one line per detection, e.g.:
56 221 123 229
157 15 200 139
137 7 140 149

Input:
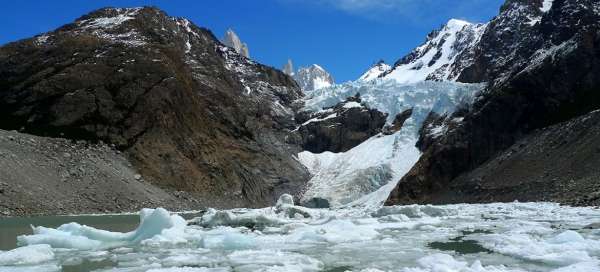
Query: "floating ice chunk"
0 264 61 272
373 205 454 218
549 230 585 244
402 253 523 272
276 194 294 207
551 261 600 272
0 244 54 266
147 267 229 272
201 228 256 250
17 208 185 250
227 249 323 272
195 208 289 229
476 230 600 266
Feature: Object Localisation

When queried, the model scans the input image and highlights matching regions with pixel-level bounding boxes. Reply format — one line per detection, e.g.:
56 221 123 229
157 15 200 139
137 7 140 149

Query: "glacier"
299 79 484 208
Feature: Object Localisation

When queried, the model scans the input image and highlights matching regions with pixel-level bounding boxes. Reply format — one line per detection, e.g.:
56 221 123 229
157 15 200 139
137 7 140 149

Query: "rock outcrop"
387 0 600 205
0 7 309 208
222 28 250 58
282 59 294 76
382 108 413 135
295 95 387 153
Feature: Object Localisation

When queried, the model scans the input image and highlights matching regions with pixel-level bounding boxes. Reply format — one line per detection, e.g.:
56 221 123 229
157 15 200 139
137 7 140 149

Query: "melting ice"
3 199 600 271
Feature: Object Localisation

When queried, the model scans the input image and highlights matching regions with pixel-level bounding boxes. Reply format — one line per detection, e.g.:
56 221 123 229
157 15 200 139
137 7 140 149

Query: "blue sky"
0 0 504 82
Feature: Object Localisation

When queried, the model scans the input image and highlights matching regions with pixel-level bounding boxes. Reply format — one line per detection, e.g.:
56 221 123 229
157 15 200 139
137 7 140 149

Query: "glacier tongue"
299 80 484 208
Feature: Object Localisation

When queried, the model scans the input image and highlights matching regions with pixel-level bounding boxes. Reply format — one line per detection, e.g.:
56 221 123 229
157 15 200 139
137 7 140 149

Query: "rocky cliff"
295 95 387 153
0 7 309 208
387 0 600 205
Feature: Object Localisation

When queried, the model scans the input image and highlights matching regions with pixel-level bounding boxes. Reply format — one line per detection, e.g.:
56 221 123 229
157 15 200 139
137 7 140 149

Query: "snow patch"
541 0 555 12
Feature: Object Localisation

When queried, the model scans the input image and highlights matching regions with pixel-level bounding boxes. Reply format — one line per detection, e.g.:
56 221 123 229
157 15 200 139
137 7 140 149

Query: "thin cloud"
281 0 499 24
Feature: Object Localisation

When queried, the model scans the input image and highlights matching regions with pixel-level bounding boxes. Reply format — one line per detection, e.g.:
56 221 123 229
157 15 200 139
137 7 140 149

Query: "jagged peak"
222 28 250 58
283 59 294 76
294 64 335 92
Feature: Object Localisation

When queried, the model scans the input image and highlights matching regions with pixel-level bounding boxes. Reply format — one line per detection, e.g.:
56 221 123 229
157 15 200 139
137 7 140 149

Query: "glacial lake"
0 203 599 272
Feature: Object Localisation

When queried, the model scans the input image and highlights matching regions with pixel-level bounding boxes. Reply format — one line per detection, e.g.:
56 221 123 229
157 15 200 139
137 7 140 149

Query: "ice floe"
2 202 600 271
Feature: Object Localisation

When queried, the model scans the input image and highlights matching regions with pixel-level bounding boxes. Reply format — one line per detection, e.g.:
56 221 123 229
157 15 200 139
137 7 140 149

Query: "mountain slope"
0 129 198 216
0 7 309 208
381 19 487 83
387 0 600 205
358 60 391 81
421 109 600 206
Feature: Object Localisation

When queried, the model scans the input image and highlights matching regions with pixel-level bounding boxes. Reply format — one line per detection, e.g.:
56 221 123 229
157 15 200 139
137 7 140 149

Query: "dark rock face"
295 95 387 153
301 197 331 209
383 108 413 135
387 0 600 205
409 110 600 206
0 7 309 208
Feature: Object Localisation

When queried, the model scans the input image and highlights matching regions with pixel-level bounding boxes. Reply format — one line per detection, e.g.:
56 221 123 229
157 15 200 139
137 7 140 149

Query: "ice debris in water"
0 244 54 266
17 208 186 250
192 194 315 229
4 202 600 271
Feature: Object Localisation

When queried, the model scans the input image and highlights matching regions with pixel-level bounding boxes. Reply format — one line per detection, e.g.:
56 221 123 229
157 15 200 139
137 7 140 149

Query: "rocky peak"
358 60 391 81
293 64 335 92
283 59 294 76
381 18 487 84
222 28 250 58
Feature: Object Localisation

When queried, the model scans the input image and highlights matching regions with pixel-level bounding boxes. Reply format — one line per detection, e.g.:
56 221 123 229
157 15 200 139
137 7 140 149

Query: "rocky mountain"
358 60 391 81
293 64 335 92
414 109 600 206
0 7 309 209
380 19 487 83
222 28 250 58
386 0 600 205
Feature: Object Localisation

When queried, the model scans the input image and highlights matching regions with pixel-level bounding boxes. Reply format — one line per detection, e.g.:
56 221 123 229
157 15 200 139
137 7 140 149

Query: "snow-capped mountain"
293 64 335 92
380 19 487 84
388 0 600 205
358 60 391 81
222 28 250 58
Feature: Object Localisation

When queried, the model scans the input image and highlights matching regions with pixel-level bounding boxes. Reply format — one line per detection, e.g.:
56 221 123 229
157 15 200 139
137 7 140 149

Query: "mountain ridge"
0 6 309 210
